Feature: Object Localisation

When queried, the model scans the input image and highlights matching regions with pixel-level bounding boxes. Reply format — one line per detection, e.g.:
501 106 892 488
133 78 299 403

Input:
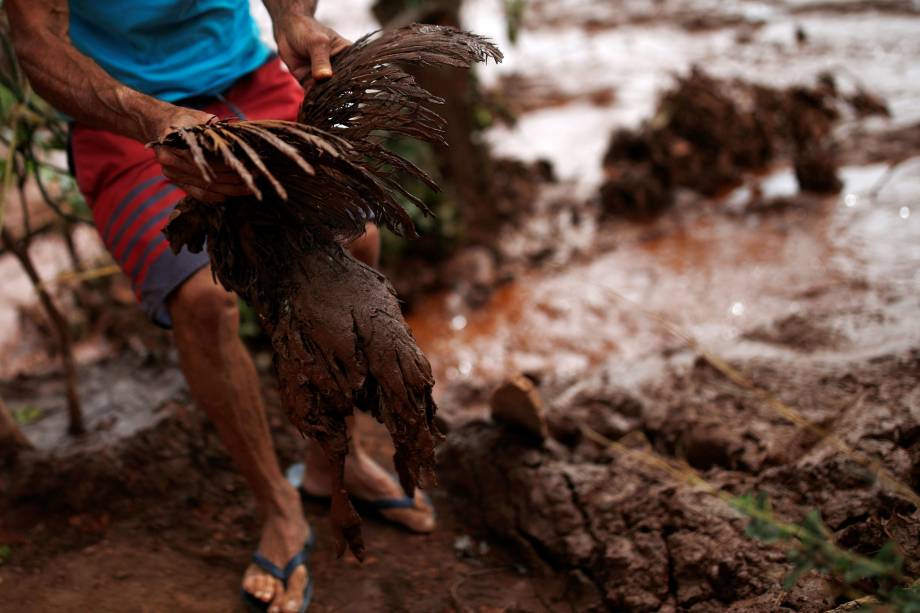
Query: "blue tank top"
69 0 272 102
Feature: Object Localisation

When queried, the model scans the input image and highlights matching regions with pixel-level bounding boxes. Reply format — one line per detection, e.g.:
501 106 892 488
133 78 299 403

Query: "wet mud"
440 346 920 611
422 157 920 612
599 69 890 218
0 358 561 612
408 92 920 611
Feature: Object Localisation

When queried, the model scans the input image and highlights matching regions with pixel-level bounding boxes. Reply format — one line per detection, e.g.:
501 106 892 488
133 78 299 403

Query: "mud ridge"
439 342 920 611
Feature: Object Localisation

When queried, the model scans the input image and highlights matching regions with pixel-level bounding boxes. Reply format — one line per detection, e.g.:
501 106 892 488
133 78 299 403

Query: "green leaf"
843 559 880 584
783 556 815 590
12 404 43 425
872 541 902 571
801 509 828 539
745 518 782 543
0 545 12 564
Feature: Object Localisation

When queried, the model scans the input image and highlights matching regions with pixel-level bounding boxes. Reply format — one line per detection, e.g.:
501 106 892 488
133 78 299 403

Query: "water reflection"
408 161 920 405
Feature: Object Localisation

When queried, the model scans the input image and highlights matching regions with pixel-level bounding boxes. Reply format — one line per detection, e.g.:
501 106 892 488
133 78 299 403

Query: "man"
5 1 435 611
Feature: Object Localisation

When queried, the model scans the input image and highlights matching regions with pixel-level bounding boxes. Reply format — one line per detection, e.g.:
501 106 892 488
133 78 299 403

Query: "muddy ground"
0 356 564 612
2 0 920 611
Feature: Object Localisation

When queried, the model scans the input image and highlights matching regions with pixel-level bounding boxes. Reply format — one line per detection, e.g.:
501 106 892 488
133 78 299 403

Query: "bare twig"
17 178 32 239
38 263 121 292
1 227 84 436
867 155 920 200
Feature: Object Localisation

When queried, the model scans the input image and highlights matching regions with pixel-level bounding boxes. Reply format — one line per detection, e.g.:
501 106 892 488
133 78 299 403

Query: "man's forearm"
263 0 318 21
5 0 181 143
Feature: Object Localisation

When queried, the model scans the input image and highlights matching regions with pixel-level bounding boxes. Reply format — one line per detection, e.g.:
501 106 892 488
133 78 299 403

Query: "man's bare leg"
169 270 309 613
298 223 436 533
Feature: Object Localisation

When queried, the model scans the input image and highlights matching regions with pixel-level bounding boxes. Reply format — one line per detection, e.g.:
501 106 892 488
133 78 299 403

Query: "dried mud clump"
600 68 889 218
158 24 502 558
439 349 920 611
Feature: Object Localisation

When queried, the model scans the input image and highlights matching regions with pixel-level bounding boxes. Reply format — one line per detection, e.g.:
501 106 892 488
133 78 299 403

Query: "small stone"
454 534 474 557
490 375 549 441
683 423 735 470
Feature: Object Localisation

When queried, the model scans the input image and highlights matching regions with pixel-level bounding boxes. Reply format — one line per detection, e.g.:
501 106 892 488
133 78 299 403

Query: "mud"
410 131 920 612
0 357 562 612
431 239 920 608
599 69 892 218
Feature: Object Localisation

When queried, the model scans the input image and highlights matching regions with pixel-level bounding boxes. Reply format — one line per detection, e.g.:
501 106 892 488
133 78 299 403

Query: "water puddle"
408 159 920 396
462 0 920 186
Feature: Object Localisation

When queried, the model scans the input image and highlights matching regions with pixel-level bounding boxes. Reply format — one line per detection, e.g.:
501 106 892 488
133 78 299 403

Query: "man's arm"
4 0 210 144
262 0 350 86
5 0 252 201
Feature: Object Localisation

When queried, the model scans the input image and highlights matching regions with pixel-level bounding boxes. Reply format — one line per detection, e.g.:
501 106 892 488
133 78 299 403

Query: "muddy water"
409 160 920 406
4 0 920 379
466 0 920 186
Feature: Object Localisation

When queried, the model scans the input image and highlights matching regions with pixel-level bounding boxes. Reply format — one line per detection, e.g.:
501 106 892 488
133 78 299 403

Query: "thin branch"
25 147 92 225
0 226 85 436
17 174 32 241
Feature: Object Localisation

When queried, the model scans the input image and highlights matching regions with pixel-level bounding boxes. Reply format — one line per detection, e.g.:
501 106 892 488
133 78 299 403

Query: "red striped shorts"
71 58 302 328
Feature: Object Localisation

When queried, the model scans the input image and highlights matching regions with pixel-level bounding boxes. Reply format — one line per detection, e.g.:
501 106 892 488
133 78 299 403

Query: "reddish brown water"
409 163 920 405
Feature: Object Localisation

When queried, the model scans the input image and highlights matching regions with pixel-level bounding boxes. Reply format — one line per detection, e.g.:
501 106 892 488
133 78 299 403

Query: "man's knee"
168 269 239 344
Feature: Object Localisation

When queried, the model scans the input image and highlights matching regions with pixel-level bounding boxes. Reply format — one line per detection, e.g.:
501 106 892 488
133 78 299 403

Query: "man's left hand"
273 12 350 91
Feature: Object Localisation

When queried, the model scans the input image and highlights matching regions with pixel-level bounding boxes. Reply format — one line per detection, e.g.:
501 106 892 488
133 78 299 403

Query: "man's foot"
241 486 313 613
300 447 436 533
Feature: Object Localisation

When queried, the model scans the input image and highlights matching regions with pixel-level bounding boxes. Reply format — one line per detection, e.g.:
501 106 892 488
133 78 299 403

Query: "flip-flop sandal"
285 462 435 532
241 527 316 613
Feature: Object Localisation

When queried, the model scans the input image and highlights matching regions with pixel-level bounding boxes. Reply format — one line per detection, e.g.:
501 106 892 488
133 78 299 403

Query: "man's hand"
151 107 253 203
269 4 350 91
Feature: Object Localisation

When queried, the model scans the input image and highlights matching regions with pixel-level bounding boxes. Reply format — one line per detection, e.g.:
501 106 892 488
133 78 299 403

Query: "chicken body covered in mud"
158 25 502 558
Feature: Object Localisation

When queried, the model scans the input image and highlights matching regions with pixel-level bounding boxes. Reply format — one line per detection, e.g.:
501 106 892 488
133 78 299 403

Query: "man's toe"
242 567 264 599
244 566 281 603
270 566 309 613
265 578 283 603
381 493 436 532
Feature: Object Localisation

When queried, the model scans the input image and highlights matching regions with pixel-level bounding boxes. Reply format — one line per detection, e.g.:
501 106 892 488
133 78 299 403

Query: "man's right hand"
150 107 254 203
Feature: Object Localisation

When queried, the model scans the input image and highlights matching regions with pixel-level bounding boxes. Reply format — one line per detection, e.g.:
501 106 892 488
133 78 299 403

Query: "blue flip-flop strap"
250 553 286 581
282 549 309 579
287 462 433 514
283 528 317 578
373 477 434 510
371 496 417 510
251 528 317 583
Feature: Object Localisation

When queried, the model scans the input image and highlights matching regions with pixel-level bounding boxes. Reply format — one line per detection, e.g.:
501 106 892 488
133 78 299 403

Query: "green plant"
377 135 463 268
0 26 89 229
504 0 527 44
733 492 920 611
11 404 43 426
